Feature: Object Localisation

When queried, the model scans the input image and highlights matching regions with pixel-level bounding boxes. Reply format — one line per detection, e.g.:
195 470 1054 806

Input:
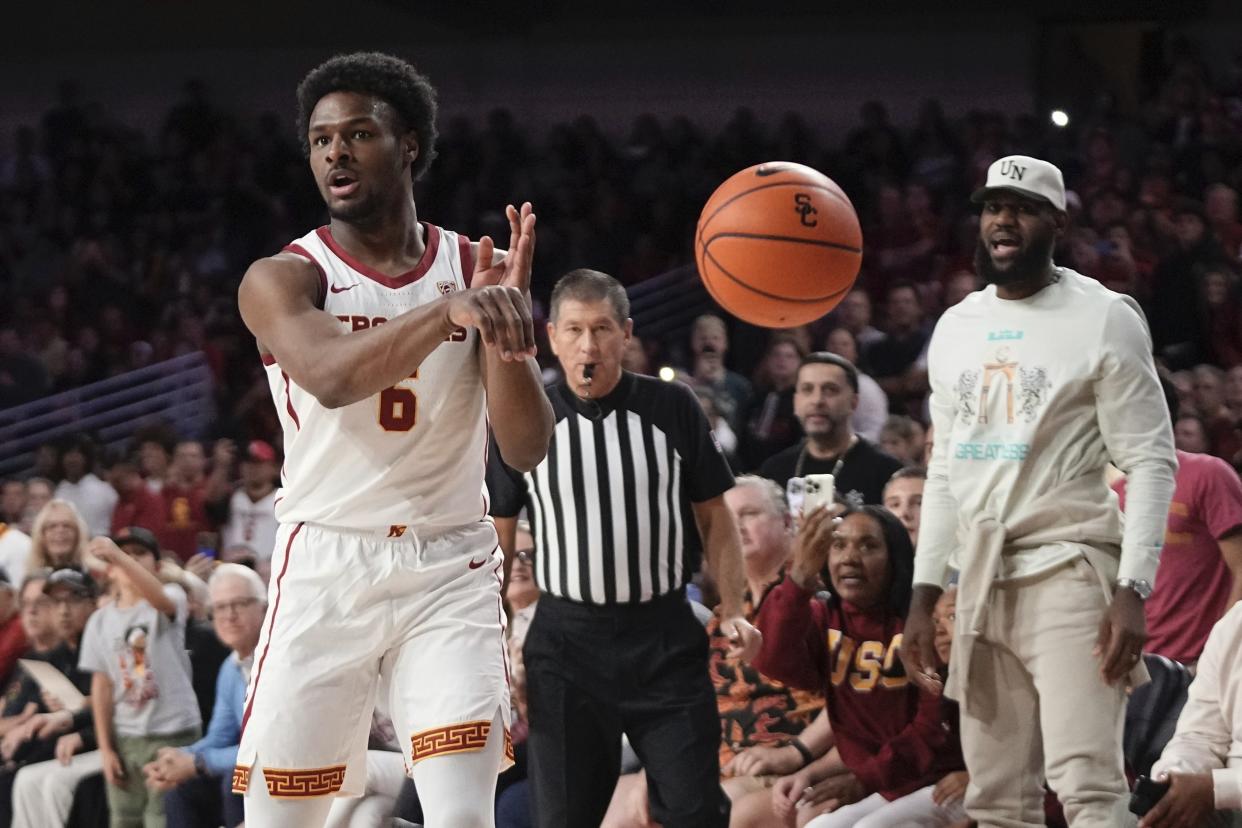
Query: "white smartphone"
802 474 837 513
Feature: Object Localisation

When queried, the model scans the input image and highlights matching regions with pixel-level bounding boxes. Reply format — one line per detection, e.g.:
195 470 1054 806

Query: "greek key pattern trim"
231 765 250 794
231 763 346 798
410 720 493 765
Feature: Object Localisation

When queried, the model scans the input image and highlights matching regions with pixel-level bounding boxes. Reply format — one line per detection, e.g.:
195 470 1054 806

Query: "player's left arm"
1095 299 1178 581
1094 298 1178 683
472 204 555 473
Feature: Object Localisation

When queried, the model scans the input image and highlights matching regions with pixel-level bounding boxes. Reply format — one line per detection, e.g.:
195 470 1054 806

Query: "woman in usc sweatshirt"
754 504 964 827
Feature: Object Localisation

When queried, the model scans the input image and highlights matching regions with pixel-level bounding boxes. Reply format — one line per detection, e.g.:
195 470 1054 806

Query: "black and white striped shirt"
488 371 735 605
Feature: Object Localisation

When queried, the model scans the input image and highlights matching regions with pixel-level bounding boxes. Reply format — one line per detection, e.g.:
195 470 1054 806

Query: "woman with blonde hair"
25 500 90 580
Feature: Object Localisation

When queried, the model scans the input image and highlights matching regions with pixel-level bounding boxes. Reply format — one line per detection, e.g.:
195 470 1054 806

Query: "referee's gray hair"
732 475 788 518
208 563 268 604
550 269 630 325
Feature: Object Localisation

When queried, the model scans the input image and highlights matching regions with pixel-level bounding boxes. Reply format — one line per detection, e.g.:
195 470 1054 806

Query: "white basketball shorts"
233 520 512 799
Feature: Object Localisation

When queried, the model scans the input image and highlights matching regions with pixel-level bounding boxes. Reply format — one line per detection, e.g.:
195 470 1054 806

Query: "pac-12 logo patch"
437 281 457 295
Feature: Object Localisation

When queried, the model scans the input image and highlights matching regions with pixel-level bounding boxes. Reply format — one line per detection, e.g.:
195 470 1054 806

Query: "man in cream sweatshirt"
901 155 1178 827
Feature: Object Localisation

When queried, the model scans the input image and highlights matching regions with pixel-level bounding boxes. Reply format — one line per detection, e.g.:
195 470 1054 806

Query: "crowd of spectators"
0 29 1240 828
0 36 1239 451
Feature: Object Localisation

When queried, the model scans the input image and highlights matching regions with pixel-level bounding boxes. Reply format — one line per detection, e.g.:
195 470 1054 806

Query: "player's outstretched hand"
470 203 536 295
446 285 537 362
901 584 944 696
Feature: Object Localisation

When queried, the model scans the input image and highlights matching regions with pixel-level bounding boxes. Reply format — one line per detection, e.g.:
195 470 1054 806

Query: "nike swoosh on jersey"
467 558 488 569
329 283 359 293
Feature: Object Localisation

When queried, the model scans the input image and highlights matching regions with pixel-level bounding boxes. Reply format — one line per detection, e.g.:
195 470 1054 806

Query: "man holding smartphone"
758 352 902 507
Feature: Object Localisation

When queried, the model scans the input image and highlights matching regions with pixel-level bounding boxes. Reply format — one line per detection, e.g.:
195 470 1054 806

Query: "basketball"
695 162 863 328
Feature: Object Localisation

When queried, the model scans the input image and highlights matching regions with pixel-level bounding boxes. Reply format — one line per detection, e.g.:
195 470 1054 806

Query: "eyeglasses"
209 597 261 617
515 549 535 566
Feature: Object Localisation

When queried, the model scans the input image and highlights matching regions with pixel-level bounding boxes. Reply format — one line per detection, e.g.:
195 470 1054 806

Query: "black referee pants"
524 591 728 828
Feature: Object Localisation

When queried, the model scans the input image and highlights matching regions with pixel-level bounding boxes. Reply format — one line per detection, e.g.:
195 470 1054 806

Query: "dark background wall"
4 0 1237 144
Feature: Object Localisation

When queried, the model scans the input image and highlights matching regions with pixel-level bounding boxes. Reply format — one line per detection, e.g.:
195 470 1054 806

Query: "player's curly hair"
296 52 439 180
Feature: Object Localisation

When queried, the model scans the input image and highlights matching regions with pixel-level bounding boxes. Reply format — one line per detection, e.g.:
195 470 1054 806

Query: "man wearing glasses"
142 564 267 828
507 521 540 651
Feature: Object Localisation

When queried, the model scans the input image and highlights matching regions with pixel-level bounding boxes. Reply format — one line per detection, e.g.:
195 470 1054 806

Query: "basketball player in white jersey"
233 52 555 827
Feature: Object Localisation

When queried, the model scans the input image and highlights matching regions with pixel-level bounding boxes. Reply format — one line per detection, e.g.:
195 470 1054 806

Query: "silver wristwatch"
1115 577 1153 601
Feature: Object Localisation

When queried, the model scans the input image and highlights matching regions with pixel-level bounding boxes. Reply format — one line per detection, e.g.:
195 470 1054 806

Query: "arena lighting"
1050 109 1070 128
658 366 676 382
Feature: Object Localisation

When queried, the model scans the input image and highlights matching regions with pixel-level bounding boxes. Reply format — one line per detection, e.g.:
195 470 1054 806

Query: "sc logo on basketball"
793 193 818 227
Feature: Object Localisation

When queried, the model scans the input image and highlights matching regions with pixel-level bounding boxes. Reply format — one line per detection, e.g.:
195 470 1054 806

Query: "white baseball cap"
970 155 1067 212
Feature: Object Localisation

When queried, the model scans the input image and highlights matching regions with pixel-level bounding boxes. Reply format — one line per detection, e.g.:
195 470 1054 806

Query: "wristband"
789 738 814 768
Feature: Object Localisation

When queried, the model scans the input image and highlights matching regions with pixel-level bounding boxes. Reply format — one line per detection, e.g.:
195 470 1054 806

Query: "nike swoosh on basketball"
329 283 359 293
755 163 795 177
467 558 488 569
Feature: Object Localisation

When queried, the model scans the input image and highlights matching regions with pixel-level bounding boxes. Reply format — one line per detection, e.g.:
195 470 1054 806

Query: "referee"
488 269 761 828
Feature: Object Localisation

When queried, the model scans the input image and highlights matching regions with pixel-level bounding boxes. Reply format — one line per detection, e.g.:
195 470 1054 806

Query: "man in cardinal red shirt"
109 459 165 540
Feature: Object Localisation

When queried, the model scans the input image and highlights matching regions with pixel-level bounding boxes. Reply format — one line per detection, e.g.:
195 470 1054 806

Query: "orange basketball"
695 162 863 328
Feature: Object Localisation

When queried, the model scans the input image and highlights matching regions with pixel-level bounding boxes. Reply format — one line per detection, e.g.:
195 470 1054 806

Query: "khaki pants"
107 727 201 828
960 557 1131 828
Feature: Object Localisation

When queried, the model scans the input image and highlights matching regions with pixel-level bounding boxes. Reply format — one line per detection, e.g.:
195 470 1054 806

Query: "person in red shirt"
1113 380 1242 664
158 441 210 562
157 441 231 563
108 459 165 540
753 504 963 827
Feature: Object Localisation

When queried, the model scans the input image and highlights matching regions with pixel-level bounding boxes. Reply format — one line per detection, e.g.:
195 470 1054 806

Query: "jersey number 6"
379 371 418 432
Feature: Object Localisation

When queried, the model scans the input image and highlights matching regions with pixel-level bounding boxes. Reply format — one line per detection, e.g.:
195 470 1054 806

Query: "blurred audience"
53 436 117 538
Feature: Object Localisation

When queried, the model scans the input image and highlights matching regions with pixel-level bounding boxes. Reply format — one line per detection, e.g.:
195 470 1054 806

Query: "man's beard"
804 414 847 444
974 229 1056 287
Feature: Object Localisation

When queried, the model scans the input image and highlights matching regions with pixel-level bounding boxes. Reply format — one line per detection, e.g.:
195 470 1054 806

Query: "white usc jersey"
263 222 487 530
